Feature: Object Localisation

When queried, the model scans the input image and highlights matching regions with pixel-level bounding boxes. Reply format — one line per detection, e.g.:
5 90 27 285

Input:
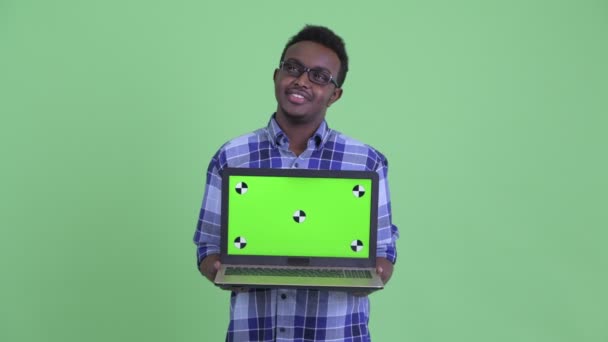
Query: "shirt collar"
267 113 329 150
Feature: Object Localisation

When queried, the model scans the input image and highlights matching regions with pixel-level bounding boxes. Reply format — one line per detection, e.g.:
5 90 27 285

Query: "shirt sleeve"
192 150 225 266
375 155 400 264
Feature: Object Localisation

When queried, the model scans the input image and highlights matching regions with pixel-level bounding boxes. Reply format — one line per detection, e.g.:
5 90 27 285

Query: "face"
273 41 343 125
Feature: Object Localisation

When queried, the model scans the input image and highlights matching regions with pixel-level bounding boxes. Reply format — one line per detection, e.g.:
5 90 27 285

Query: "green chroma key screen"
227 175 373 258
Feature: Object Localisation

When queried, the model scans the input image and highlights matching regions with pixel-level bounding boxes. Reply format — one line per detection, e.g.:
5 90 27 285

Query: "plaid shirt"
193 115 399 342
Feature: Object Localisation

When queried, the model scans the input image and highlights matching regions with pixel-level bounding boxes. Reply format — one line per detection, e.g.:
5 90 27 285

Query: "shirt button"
279 327 286 333
281 293 287 300
293 163 299 168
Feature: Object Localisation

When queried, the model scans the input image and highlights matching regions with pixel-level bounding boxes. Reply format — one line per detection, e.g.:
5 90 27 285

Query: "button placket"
276 290 295 338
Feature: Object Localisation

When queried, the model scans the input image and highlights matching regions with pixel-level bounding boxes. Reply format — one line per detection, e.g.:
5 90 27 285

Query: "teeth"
291 94 304 99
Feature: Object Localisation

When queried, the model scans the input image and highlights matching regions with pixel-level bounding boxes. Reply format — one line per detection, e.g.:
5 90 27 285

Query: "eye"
310 70 331 84
283 62 302 75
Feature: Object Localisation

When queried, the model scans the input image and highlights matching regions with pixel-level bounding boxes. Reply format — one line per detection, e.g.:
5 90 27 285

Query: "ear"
326 87 343 107
273 69 278 82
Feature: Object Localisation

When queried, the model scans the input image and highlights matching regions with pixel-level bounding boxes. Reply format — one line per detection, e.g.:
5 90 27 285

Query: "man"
194 25 399 342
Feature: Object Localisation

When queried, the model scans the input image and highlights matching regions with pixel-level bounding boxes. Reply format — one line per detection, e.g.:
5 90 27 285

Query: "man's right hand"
199 254 221 282
199 254 249 293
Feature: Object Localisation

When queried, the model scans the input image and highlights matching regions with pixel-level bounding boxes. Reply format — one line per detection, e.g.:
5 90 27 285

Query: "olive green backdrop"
1 0 606 341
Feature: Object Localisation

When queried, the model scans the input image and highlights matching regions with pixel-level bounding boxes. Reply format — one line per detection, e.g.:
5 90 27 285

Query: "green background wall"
1 0 607 341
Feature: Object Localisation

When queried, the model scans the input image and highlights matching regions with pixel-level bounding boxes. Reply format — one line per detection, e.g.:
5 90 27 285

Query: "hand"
199 255 249 293
199 254 221 282
376 257 394 285
352 257 395 297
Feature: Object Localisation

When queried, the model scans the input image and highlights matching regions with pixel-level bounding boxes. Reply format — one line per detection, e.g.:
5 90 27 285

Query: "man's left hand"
376 257 394 285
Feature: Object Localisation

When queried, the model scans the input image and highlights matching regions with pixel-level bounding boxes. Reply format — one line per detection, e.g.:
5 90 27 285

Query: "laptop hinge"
287 257 310 266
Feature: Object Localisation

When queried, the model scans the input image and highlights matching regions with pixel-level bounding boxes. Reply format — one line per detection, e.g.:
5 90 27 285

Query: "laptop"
214 167 384 291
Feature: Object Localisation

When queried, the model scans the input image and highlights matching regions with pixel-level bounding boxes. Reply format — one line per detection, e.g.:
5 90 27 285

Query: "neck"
275 112 324 156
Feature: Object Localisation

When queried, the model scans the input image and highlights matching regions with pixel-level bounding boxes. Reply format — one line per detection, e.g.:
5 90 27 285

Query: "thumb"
376 266 383 275
214 260 221 270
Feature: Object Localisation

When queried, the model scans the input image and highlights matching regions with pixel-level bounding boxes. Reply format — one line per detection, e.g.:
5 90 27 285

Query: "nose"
293 70 312 88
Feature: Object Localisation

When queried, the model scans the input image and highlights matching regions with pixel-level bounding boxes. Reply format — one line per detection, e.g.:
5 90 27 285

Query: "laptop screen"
223 170 375 259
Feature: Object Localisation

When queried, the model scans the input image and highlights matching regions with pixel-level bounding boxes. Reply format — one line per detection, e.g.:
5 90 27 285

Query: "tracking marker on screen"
234 236 247 249
352 185 365 198
235 182 248 195
293 210 307 223
351 239 364 252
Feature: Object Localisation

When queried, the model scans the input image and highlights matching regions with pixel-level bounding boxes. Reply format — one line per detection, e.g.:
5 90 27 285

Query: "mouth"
286 89 311 105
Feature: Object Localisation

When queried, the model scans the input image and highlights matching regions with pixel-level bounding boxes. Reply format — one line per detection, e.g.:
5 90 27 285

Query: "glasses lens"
308 69 332 85
281 60 334 86
282 61 304 76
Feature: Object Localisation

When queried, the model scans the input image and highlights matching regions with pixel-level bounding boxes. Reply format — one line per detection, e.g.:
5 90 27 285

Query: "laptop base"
214 264 384 292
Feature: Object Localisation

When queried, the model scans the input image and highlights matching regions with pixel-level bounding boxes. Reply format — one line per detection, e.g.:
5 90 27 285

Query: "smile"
286 90 310 104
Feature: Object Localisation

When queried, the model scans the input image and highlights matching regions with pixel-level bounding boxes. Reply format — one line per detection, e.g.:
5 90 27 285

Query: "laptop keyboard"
225 267 372 279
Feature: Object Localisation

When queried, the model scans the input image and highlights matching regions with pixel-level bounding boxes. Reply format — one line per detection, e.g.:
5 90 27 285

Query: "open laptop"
214 167 384 291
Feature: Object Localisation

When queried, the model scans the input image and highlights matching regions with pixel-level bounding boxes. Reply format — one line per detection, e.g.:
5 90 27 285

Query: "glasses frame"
279 60 340 87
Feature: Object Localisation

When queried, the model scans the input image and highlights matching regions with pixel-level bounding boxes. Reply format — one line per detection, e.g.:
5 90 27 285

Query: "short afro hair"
279 25 349 87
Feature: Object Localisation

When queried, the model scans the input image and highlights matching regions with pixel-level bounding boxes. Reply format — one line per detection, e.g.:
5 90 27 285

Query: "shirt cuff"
197 246 220 266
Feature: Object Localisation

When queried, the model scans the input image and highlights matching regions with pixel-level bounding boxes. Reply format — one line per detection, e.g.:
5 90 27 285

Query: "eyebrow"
285 58 332 73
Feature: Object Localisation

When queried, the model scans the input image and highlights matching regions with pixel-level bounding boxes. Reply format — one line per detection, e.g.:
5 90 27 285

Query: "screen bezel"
219 168 379 268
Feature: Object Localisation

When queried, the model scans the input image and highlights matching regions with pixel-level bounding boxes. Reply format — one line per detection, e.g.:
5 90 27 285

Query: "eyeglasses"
279 60 339 87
